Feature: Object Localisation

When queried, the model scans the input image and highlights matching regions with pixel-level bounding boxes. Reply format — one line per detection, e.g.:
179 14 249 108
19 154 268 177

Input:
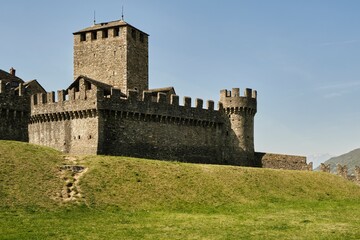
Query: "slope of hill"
1 140 360 239
0 140 64 208
315 148 360 174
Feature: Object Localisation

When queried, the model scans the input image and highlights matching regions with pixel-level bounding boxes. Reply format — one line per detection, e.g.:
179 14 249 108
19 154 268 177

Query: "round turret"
220 88 257 165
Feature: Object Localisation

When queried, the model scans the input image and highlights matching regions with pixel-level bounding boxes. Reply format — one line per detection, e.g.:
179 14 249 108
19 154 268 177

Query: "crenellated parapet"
98 88 226 128
337 164 348 179
319 163 360 184
355 166 360 182
29 77 227 128
320 163 331 173
29 77 103 123
220 88 257 116
0 81 29 115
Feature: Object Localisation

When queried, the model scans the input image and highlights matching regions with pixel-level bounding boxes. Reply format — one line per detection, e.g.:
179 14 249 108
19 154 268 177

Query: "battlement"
0 80 25 96
219 88 257 115
220 88 257 99
30 85 221 112
124 89 218 110
30 79 227 127
73 20 148 44
0 81 30 141
0 81 29 112
319 163 360 184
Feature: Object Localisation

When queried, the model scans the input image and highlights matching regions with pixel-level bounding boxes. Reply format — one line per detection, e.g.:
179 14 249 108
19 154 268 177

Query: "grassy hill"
1 140 360 239
315 148 360 174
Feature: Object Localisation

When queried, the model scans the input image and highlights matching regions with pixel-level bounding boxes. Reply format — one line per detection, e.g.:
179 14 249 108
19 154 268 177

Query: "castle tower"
73 20 149 94
220 88 257 165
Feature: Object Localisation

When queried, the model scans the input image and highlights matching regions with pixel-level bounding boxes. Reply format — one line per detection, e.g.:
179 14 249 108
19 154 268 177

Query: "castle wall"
97 90 232 164
0 85 29 141
29 117 99 154
27 81 312 169
255 152 312 171
100 114 226 163
29 80 102 154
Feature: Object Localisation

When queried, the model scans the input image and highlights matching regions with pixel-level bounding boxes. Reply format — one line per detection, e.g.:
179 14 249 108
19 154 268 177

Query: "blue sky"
1 0 360 163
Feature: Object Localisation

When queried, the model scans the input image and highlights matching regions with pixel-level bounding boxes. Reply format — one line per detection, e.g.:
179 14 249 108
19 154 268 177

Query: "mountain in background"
314 148 360 174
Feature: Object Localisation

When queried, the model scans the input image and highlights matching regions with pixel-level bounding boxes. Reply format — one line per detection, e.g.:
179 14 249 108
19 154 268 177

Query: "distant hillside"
315 148 360 174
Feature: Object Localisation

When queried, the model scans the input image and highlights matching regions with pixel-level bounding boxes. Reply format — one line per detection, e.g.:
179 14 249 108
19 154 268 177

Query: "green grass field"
1 140 360 239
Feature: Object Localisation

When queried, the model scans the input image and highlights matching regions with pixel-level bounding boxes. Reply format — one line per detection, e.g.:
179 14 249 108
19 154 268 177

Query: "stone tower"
220 88 257 165
73 20 149 94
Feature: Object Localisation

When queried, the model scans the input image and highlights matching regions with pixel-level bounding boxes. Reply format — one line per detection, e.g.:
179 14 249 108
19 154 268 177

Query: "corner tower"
220 88 257 165
73 20 149 94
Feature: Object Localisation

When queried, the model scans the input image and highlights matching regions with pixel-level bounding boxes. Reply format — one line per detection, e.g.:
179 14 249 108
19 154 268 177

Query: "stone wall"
0 83 29 141
28 78 253 165
336 164 348 179
320 163 360 185
29 80 101 154
320 163 331 173
100 113 227 164
29 117 99 154
97 89 234 164
255 152 312 170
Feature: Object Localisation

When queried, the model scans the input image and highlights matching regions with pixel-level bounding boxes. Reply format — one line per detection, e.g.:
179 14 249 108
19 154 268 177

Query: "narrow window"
102 29 108 38
114 27 120 37
91 31 97 40
80 33 86 41
140 33 144 43
131 29 136 40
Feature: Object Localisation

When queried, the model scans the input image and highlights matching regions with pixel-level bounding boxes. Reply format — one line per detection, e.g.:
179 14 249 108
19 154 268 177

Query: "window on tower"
131 29 136 40
80 33 86 41
102 29 108 38
91 31 97 40
114 27 120 37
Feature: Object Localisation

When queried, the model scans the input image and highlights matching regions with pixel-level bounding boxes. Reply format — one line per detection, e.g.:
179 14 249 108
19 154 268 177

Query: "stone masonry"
73 20 148 95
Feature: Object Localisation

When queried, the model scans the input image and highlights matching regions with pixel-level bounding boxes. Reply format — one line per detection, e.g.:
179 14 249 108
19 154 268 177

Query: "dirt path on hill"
57 156 88 202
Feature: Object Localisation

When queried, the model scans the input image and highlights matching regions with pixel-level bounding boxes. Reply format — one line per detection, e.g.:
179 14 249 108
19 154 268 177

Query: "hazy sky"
1 0 359 159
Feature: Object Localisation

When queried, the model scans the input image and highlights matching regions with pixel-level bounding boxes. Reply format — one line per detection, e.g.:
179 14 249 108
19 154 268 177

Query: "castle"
0 19 312 170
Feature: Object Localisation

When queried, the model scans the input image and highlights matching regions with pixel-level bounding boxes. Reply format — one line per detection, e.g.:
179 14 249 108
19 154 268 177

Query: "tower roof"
73 19 149 36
